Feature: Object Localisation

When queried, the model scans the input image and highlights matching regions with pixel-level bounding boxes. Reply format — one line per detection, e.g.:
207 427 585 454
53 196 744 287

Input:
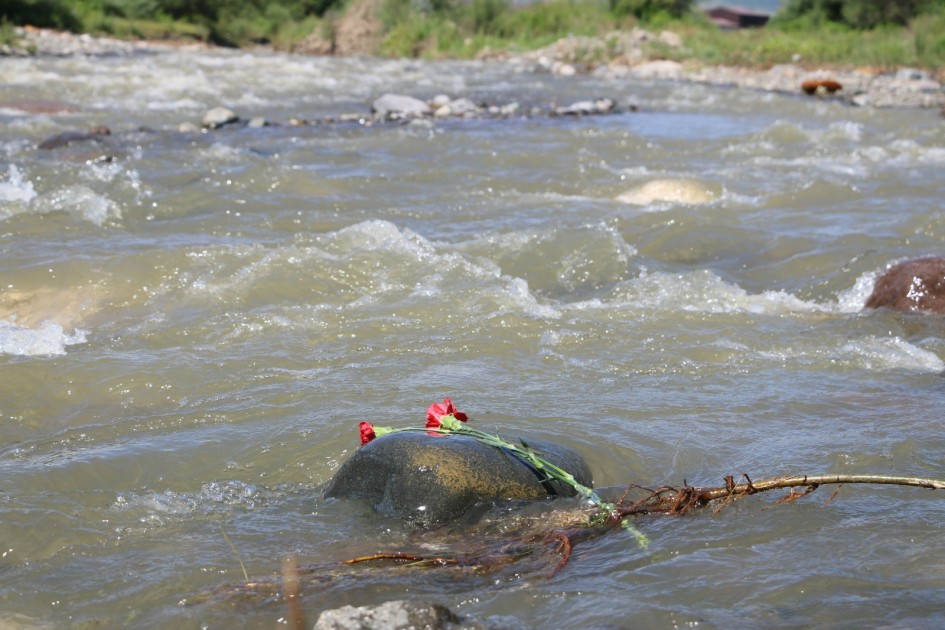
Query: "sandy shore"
5 25 945 111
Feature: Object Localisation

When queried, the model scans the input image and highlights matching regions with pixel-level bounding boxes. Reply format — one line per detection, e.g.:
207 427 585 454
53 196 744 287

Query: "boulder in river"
865 257 945 314
323 431 593 526
616 178 720 206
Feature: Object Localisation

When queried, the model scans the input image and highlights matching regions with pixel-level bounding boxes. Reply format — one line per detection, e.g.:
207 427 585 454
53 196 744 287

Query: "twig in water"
615 473 945 519
282 555 306 630
220 526 248 581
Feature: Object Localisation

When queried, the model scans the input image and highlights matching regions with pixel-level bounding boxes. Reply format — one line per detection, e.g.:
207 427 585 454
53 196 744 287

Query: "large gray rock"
324 432 592 526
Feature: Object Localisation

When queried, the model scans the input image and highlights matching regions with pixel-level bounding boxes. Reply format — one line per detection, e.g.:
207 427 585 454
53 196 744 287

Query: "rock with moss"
324 432 593 526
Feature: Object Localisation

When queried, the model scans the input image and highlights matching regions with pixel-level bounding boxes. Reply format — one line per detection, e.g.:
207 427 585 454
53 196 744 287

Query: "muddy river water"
2 47 945 628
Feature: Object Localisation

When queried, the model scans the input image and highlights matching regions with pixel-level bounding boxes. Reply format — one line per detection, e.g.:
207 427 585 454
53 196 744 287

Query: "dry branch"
613 473 945 519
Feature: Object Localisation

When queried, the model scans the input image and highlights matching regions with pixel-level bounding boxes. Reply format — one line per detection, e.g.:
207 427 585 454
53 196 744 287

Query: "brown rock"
865 257 945 314
801 79 843 95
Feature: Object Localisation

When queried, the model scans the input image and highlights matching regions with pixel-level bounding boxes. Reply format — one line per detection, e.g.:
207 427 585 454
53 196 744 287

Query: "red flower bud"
359 421 377 446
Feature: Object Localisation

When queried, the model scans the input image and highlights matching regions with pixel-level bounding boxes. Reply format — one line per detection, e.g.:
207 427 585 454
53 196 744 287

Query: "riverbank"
4 24 945 110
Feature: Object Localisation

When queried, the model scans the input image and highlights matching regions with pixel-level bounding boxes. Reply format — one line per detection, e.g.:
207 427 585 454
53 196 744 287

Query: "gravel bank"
498 29 945 110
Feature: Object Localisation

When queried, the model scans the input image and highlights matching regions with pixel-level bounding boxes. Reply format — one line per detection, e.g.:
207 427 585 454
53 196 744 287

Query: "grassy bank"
3 0 945 70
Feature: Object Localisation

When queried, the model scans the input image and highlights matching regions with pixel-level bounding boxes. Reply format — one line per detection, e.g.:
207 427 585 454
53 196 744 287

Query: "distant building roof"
706 5 771 28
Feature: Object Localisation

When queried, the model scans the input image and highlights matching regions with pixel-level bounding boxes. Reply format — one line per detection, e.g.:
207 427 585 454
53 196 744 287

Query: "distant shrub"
777 0 941 29
609 0 692 22
1 0 85 30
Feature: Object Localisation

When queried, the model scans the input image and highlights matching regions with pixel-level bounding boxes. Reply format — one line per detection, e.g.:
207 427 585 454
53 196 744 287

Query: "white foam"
0 320 87 356
0 165 37 205
608 269 829 315
836 269 882 313
29 185 121 226
823 120 864 142
502 277 561 319
112 480 264 516
841 336 945 373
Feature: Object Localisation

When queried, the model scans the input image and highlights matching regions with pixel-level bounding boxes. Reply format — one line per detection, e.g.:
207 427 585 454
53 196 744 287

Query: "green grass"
0 18 20 48
82 15 210 41
661 14 931 68
380 0 626 59
371 0 945 69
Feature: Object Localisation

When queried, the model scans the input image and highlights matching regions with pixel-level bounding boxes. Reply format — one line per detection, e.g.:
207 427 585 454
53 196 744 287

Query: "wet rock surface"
324 432 593 526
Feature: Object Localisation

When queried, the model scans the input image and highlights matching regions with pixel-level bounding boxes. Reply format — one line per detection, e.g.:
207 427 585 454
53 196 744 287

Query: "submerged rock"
37 125 110 150
324 432 592 526
865 257 945 314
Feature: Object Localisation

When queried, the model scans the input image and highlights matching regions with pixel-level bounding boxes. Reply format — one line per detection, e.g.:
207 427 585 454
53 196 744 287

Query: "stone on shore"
201 106 239 129
324 432 593 526
555 97 616 116
371 94 431 119
629 60 684 80
433 97 479 117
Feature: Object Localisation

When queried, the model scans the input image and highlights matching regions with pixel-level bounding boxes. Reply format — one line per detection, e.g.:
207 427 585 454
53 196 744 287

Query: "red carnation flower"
425 397 468 430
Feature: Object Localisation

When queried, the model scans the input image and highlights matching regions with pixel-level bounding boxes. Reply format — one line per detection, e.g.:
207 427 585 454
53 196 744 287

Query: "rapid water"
2 47 945 628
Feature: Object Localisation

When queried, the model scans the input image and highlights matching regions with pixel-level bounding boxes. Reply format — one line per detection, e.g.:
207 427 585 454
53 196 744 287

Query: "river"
2 46 945 628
